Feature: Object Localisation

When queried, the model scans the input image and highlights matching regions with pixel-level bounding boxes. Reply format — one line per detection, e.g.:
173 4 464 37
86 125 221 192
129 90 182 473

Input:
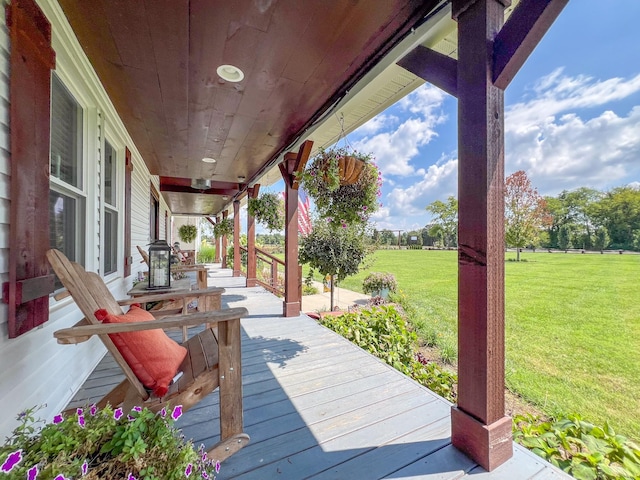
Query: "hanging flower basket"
297 147 381 228
213 218 233 237
178 224 197 243
337 155 366 185
247 192 284 231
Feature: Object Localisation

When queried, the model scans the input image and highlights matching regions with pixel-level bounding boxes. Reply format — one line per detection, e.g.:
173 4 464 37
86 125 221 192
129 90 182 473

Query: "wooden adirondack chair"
47 249 250 461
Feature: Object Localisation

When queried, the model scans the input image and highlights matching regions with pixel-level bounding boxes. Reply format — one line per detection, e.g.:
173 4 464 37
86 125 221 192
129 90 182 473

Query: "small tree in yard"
299 220 373 310
505 170 551 261
425 196 458 248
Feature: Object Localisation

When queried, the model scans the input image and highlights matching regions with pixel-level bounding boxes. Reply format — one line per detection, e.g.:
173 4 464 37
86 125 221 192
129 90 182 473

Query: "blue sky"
257 1 640 233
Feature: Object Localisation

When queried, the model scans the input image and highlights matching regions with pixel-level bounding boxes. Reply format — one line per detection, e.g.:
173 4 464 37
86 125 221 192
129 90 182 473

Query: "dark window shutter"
2 0 56 338
124 147 133 277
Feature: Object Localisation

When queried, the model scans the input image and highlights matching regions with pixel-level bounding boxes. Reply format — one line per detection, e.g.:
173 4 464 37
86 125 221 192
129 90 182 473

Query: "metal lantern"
148 240 172 289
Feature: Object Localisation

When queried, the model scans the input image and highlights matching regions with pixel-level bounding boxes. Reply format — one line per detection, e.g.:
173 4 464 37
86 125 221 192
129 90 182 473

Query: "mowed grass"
337 249 640 439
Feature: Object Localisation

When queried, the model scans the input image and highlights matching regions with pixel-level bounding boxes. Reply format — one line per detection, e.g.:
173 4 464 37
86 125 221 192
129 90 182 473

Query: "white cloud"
505 69 640 194
353 84 447 177
507 68 640 128
354 114 398 136
373 156 458 230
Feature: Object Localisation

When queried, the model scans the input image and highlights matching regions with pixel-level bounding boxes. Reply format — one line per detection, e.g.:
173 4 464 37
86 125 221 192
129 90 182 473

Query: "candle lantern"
148 240 172 289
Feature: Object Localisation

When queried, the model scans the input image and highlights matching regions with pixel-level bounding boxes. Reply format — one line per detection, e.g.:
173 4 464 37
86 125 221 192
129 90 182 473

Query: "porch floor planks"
65 271 572 480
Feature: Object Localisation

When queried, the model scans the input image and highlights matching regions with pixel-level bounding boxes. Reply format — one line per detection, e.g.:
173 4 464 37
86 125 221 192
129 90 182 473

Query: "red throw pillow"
94 305 187 397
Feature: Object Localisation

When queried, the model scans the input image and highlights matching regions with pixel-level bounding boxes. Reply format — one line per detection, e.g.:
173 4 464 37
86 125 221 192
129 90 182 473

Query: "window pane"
104 140 116 206
51 75 83 188
104 208 118 274
49 190 84 264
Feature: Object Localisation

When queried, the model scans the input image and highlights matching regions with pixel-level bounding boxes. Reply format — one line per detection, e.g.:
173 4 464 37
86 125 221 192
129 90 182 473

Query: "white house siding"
0 0 171 439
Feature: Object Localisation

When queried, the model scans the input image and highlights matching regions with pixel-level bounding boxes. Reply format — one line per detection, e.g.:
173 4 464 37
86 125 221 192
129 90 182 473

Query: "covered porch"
1 0 571 474
66 268 571 479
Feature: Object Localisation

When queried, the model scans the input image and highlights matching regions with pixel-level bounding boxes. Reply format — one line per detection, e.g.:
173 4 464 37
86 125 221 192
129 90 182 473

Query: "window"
103 140 118 274
150 185 160 242
49 74 85 266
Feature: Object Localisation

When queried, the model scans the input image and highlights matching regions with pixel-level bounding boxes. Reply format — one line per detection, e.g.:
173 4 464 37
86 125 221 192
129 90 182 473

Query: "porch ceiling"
56 0 443 215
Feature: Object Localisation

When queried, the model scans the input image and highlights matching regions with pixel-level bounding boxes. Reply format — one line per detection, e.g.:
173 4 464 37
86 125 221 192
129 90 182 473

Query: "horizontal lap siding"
0 0 170 439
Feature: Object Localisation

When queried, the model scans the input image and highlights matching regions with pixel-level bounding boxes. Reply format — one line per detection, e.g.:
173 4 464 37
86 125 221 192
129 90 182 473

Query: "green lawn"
336 249 640 439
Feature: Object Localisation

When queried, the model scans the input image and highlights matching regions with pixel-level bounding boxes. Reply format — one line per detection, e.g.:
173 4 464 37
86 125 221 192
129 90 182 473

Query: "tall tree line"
423 173 640 252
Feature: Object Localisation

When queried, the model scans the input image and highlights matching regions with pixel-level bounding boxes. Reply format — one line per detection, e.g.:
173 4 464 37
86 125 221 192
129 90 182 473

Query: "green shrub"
197 243 216 263
514 413 640 480
320 306 456 402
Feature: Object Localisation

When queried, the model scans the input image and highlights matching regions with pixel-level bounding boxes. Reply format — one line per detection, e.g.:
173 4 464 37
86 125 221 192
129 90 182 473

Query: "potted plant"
297 147 381 228
213 218 233 237
178 224 197 244
0 404 221 479
247 192 284 231
362 272 397 299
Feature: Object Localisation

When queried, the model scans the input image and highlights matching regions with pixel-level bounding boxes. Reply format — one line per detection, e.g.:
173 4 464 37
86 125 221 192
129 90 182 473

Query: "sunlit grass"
336 249 640 439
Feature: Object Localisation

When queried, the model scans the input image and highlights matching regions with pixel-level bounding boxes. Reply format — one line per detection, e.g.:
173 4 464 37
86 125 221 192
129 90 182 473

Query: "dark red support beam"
221 210 229 269
214 215 221 263
246 185 260 287
397 45 458 98
493 0 569 89
451 0 512 471
233 200 241 277
280 140 313 317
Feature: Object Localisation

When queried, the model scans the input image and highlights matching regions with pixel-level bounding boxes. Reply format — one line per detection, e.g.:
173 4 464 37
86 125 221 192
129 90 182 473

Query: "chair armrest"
117 287 225 305
53 307 248 344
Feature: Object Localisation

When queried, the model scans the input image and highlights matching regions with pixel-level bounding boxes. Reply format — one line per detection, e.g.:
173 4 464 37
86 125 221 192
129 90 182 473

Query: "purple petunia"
76 408 83 417
53 414 64 425
54 475 70 480
128 474 137 480
78 415 85 428
1 449 22 472
215 461 221 473
160 407 167 418
81 460 88 476
171 405 183 421
133 406 142 412
185 463 193 477
90 404 97 416
114 408 124 421
27 465 39 480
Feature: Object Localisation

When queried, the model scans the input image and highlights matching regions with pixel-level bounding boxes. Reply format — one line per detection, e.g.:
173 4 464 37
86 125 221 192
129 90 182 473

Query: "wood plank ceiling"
57 0 441 215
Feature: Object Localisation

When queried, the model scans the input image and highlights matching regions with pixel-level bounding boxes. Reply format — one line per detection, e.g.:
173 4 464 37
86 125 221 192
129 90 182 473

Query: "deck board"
66 271 572 479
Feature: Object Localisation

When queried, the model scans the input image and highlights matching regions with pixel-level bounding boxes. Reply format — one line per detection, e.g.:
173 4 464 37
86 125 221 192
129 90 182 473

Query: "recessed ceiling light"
237 175 246 182
222 195 229 201
202 157 216 163
217 64 244 83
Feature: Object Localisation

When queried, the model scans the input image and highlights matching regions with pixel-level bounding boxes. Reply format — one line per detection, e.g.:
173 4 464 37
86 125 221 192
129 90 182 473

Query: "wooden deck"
67 268 571 479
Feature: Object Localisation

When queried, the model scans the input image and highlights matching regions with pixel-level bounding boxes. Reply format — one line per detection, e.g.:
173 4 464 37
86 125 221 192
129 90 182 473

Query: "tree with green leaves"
505 170 551 261
594 227 610 252
590 186 640 250
558 224 572 251
425 196 458 248
298 220 374 309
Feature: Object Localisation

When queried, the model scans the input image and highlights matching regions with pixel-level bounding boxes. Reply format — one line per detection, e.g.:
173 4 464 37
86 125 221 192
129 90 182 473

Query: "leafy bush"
513 413 640 480
320 306 456 402
0 405 220 480
213 218 233 237
197 243 216 263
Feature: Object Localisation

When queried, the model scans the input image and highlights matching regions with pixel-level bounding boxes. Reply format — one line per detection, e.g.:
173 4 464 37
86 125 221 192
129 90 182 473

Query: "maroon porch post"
451 0 512 470
233 200 242 277
221 210 229 269
214 215 221 263
246 185 260 287
279 140 313 317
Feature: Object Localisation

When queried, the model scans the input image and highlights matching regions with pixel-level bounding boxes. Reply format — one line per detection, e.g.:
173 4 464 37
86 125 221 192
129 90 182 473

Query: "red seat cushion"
94 305 187 397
